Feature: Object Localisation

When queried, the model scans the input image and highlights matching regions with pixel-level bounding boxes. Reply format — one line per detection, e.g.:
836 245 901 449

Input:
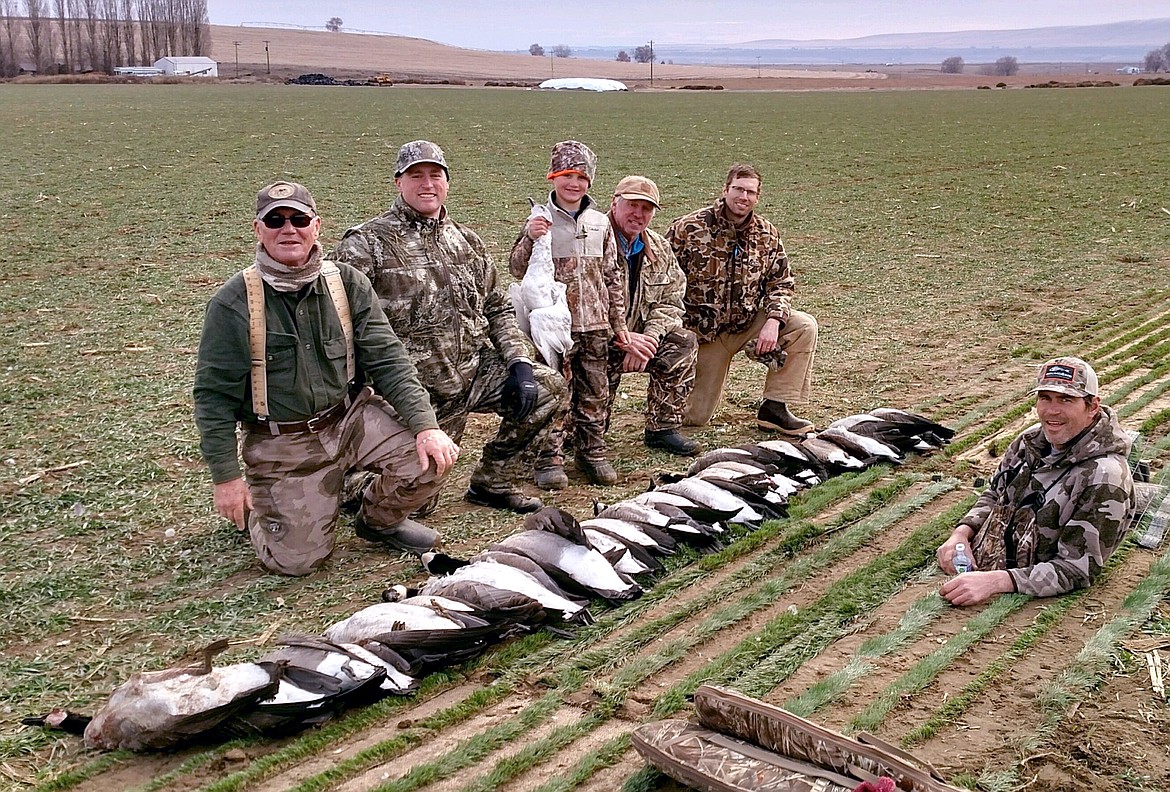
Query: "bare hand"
936 527 974 575
526 216 551 240
616 332 657 372
214 478 252 531
755 318 781 354
940 570 1014 607
416 428 460 476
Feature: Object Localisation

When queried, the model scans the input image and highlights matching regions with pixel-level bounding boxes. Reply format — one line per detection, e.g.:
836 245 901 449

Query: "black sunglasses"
261 212 314 229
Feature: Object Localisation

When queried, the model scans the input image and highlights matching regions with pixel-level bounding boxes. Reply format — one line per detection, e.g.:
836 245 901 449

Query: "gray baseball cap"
395 140 449 178
255 181 317 219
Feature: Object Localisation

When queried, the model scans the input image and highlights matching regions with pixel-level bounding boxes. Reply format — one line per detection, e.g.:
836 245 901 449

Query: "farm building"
153 56 218 77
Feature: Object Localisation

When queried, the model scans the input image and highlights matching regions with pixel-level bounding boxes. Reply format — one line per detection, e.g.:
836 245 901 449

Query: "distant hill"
567 18 1170 65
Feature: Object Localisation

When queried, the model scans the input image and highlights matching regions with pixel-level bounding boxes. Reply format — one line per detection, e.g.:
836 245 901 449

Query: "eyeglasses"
261 212 314 229
727 185 759 198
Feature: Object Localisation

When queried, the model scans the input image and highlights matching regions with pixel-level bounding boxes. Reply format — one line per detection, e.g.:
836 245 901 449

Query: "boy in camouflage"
510 141 630 486
937 356 1135 606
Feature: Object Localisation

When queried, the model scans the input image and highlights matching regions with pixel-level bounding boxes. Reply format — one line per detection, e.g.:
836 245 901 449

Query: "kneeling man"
194 181 459 575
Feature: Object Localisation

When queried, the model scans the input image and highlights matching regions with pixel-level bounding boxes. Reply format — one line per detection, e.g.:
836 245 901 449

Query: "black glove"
502 361 539 421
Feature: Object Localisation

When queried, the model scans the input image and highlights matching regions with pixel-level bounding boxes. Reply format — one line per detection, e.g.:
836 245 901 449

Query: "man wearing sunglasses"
333 140 567 515
194 181 460 576
666 163 819 436
936 356 1134 606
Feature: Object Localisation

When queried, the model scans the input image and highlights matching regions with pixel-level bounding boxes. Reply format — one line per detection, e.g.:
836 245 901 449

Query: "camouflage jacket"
665 198 795 345
960 406 1134 597
509 193 628 335
611 219 687 341
332 196 531 405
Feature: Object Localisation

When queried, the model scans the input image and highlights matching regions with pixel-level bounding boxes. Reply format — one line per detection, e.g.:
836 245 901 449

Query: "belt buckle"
305 411 328 433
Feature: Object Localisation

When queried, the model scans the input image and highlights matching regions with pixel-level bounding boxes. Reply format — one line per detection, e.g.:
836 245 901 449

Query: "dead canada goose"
800 436 867 474
654 478 766 525
82 639 282 751
490 530 643 603
867 407 955 445
421 557 593 624
818 426 903 465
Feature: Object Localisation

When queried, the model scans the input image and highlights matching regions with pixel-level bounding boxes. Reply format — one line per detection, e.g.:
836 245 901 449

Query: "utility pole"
264 40 270 74
649 39 653 86
757 56 761 78
550 53 554 78
233 41 240 77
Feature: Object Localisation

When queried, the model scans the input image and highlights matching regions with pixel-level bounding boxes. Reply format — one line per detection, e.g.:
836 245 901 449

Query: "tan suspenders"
242 263 354 421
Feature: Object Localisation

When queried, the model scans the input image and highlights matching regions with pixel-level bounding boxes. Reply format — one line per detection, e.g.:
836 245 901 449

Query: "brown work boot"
534 466 569 490
355 515 439 555
757 399 814 436
576 455 618 486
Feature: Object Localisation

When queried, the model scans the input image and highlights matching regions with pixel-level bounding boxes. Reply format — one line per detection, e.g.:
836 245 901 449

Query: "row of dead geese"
26 409 953 751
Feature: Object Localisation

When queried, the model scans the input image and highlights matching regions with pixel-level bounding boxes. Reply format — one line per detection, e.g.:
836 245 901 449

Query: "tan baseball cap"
613 175 660 208
256 181 317 219
1032 356 1099 398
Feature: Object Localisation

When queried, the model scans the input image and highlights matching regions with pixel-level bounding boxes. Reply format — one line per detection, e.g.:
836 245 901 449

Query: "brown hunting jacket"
666 198 795 345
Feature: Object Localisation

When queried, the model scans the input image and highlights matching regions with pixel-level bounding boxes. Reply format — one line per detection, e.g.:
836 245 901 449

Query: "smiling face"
722 176 760 223
395 162 449 218
1035 390 1100 448
253 208 321 268
610 196 656 241
550 171 590 211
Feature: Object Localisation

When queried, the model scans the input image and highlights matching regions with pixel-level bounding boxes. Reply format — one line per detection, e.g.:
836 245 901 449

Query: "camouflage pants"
241 387 448 576
431 349 567 494
684 309 818 427
607 327 698 431
538 329 611 467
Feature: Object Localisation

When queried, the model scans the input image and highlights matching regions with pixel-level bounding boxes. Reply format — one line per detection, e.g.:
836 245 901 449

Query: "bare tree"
119 0 134 64
616 50 630 62
633 44 654 63
54 0 70 70
940 56 964 74
26 0 57 72
325 16 342 32
0 0 17 76
528 42 542 56
551 44 571 58
992 55 1019 76
1143 48 1164 73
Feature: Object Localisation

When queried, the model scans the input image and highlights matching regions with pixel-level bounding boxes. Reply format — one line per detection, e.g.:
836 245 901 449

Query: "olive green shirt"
194 262 437 484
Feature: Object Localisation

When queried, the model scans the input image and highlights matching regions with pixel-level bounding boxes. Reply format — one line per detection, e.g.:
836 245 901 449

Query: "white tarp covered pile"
538 78 628 92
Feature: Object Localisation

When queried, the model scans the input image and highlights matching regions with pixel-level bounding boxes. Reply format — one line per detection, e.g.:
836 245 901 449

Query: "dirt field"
2 29 1169 792
205 24 1112 92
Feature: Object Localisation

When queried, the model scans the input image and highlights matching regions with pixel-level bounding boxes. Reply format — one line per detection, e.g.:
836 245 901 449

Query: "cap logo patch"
268 184 295 199
1041 363 1076 382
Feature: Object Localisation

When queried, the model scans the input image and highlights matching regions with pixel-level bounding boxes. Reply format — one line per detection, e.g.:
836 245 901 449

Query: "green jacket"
194 261 437 484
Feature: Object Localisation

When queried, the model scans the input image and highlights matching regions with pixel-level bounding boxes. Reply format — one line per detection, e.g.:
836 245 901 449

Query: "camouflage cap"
256 181 317 219
613 175 660 208
548 140 597 184
395 140 449 178
1032 356 1099 398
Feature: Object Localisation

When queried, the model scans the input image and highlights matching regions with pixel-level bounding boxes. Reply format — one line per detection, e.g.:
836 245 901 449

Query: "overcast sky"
206 1 1170 49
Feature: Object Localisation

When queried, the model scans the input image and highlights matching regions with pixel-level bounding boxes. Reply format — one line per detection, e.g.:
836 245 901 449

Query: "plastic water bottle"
953 543 971 574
